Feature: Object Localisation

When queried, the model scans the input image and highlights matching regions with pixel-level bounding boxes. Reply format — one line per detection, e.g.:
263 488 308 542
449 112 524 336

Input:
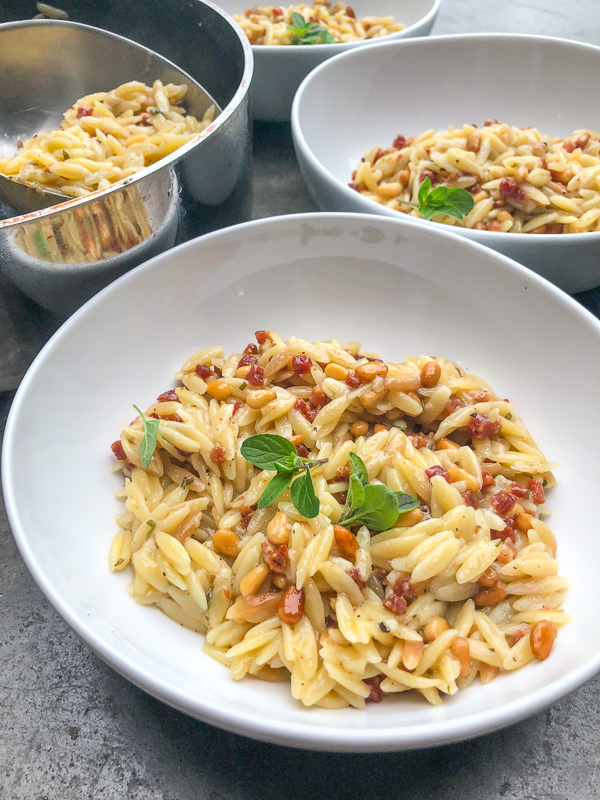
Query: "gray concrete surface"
2 1 600 797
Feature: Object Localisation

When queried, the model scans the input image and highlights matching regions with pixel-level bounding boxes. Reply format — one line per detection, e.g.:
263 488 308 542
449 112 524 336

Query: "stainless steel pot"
0 1 253 313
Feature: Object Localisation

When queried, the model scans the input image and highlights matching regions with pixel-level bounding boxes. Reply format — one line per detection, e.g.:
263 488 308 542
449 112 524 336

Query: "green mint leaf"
446 187 475 215
346 473 365 513
348 452 369 485
433 205 465 221
289 11 306 28
427 185 449 206
258 472 294 509
133 405 159 469
181 476 194 489
274 453 303 473
149 108 163 116
396 492 420 513
318 30 335 43
240 434 297 470
290 468 320 518
418 176 432 208
341 483 400 531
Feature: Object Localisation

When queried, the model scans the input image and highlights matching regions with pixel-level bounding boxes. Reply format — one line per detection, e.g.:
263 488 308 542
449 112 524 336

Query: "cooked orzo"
110 332 569 708
351 121 600 233
234 2 403 45
0 80 216 198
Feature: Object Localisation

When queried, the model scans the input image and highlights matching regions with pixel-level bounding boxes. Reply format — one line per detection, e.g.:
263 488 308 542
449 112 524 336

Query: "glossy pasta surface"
110 333 569 708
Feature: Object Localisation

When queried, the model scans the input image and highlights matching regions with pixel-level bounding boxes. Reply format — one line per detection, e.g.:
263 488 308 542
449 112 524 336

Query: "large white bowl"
291 34 600 293
216 0 441 121
4 212 600 751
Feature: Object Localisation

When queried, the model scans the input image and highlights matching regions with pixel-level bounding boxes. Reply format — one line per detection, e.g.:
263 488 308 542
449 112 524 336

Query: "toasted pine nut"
246 389 277 409
376 182 402 198
530 619 558 661
360 388 386 408
401 639 424 671
333 525 359 559
515 511 534 532
289 435 304 446
466 131 481 152
384 374 422 392
423 616 451 642
497 541 517 564
272 573 287 589
356 362 388 382
420 361 441 387
472 190 489 204
212 528 240 557
373 424 388 434
324 363 348 381
400 508 423 527
436 437 460 451
240 563 270 597
235 365 252 379
447 466 480 493
479 663 499 685
350 420 369 437
267 511 291 545
450 637 471 678
278 586 305 625
478 567 499 587
474 581 507 607
227 592 281 624
206 380 231 401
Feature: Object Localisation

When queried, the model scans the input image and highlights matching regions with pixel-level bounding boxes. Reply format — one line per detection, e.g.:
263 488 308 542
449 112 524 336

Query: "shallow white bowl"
292 34 600 293
4 212 600 751
217 0 440 121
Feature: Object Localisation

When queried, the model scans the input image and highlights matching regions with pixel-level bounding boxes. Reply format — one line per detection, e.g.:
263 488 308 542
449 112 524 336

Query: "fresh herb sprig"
414 177 475 221
133 405 159 469
240 434 327 518
287 12 335 44
339 453 419 531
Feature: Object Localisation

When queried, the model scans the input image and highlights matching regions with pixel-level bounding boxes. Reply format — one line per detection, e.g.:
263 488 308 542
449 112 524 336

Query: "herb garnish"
414 177 475 221
339 453 419 531
181 476 195 489
149 108 164 116
146 519 156 539
133 405 159 469
287 12 335 44
240 433 326 518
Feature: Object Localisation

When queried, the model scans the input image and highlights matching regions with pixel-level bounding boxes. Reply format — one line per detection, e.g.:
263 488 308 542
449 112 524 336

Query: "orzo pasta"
351 121 600 233
0 80 217 198
234 2 403 45
110 332 569 708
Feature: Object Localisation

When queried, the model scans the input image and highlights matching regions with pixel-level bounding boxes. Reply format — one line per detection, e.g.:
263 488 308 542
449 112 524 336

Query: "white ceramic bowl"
216 0 441 121
292 34 600 294
4 212 600 751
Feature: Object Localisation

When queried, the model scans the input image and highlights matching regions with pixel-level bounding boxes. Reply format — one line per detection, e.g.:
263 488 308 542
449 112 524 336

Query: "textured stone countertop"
1 1 599 797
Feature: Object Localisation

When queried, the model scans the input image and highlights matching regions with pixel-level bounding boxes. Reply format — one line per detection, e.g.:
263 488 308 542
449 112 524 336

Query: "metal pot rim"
0 8 254 230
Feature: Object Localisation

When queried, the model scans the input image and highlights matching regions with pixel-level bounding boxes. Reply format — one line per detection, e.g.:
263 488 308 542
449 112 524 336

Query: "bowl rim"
4 210 600 751
291 32 600 243
245 0 442 53
0 8 253 231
